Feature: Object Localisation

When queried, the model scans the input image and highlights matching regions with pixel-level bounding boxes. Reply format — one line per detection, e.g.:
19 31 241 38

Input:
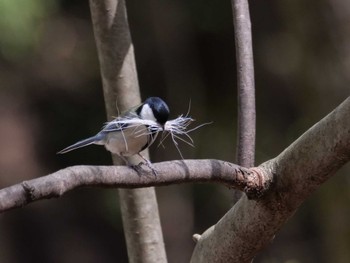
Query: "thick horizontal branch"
0 160 269 213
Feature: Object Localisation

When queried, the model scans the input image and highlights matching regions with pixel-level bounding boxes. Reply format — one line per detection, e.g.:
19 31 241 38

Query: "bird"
58 97 170 170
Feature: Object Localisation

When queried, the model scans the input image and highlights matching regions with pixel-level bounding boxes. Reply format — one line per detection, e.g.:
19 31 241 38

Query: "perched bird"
58 97 170 168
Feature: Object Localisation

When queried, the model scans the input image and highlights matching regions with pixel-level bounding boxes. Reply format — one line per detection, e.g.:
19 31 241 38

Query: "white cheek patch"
140 104 156 121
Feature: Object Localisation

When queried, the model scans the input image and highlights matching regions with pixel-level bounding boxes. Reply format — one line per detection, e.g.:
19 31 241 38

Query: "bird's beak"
158 123 165 131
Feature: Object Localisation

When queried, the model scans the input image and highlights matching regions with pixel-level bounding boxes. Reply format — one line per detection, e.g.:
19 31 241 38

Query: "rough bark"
89 1 167 262
190 97 350 262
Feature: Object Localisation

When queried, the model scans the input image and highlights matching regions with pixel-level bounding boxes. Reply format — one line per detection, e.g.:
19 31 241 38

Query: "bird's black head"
137 97 170 125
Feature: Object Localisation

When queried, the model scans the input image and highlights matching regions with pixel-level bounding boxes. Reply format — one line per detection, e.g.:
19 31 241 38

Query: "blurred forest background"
0 0 349 262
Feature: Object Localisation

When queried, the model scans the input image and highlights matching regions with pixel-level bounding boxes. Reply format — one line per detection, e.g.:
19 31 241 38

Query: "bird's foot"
128 161 157 177
129 163 144 175
143 161 158 177
137 154 158 177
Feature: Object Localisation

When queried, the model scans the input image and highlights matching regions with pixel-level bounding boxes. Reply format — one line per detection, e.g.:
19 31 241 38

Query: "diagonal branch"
0 160 268 213
190 97 350 262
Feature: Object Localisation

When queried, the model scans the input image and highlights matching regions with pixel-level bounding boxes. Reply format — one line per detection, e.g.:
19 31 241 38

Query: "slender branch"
232 0 256 167
0 160 268 213
190 97 350 262
89 0 166 262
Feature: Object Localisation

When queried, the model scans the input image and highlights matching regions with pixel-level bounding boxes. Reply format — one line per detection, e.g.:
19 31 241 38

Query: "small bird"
58 97 170 169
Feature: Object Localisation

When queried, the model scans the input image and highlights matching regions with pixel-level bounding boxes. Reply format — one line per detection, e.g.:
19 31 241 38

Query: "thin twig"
232 0 256 167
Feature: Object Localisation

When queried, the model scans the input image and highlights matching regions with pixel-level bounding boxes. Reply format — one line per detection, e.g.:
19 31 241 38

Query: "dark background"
0 0 349 262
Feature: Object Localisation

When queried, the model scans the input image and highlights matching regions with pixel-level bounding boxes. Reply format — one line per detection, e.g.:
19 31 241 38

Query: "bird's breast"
104 125 149 156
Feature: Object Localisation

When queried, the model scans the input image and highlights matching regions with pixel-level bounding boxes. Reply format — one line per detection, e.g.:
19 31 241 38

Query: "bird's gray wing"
102 111 140 132
102 121 126 132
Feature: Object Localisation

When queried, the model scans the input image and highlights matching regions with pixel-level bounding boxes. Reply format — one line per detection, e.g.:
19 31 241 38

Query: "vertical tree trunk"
231 0 256 202
232 0 256 168
89 0 167 262
191 1 257 261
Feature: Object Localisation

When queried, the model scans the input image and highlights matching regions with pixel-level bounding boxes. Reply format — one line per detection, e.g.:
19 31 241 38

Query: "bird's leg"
119 154 156 176
118 155 131 166
137 153 158 177
118 155 143 175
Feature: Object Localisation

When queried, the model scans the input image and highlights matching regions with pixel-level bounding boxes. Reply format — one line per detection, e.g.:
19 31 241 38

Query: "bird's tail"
57 136 101 154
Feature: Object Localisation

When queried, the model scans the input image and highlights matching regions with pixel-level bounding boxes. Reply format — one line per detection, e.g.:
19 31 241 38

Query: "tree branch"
232 0 256 167
0 98 349 262
190 97 350 262
0 160 268 213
